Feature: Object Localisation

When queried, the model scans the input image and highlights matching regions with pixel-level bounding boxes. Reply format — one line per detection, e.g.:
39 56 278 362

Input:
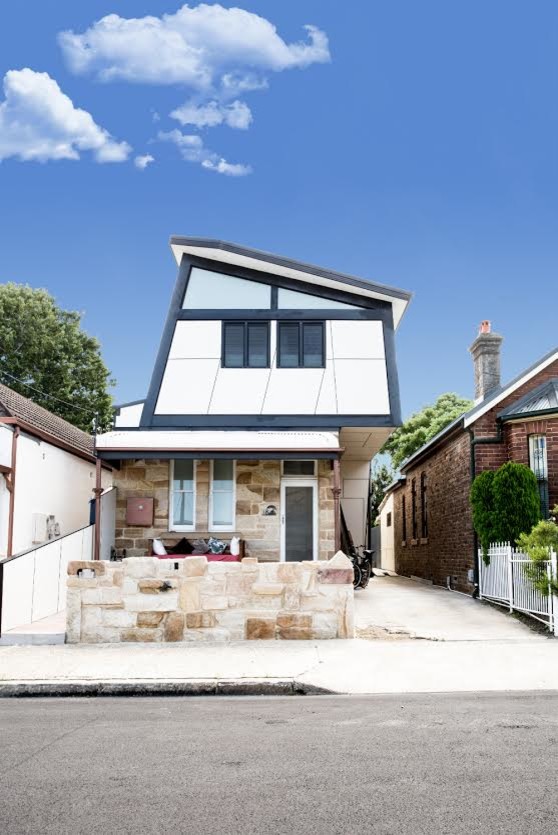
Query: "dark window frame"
222 321 270 369
277 321 325 369
402 495 407 542
528 433 549 518
386 512 392 527
411 478 418 541
420 472 428 539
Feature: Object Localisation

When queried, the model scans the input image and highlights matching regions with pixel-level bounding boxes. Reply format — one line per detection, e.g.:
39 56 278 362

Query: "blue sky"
1 1 557 417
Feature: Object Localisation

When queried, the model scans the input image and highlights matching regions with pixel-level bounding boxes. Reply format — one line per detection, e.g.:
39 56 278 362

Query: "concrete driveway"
355 575 545 641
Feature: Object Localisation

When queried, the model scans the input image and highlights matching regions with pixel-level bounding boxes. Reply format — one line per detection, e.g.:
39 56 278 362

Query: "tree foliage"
0 283 114 432
370 462 395 525
382 393 473 470
492 462 541 544
470 470 497 561
517 507 558 597
470 462 541 564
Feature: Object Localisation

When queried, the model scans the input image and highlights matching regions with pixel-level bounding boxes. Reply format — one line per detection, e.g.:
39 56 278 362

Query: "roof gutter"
0 417 111 470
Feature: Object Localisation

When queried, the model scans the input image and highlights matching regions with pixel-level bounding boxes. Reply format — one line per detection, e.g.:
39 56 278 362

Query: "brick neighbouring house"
385 323 558 593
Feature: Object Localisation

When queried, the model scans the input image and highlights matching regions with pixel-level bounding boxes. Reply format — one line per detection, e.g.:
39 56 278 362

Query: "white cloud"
170 99 252 129
158 128 251 176
58 5 330 90
134 153 154 169
201 157 251 177
0 68 131 163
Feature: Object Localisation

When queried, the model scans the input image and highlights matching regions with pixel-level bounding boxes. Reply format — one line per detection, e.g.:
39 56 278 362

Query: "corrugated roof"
0 383 94 457
498 379 558 419
400 345 558 471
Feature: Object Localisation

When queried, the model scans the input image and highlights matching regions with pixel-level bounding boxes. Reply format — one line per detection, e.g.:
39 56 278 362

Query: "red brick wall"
394 358 558 591
393 431 475 592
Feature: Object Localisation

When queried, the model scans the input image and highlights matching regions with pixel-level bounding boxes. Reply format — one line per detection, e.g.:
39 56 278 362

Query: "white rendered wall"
340 459 370 549
0 425 12 555
155 320 390 416
9 433 112 556
114 403 144 427
379 493 395 572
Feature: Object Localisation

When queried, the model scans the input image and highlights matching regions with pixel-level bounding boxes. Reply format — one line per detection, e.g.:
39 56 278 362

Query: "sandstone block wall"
114 458 335 561
66 554 354 643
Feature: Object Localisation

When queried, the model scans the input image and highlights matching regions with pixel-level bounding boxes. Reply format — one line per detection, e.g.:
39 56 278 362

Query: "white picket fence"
479 542 558 635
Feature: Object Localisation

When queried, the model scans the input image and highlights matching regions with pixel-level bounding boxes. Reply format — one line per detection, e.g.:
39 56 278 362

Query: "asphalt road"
1 693 557 834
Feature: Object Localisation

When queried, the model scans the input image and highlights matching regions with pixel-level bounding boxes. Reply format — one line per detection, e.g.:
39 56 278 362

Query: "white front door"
280 478 318 562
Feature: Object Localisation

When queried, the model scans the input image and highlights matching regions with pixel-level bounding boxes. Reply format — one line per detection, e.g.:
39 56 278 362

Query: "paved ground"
355 575 541 640
0 611 65 645
2 635 558 694
1 693 558 834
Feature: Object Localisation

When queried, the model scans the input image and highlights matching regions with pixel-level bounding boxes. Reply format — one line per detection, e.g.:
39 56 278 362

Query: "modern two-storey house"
94 238 411 563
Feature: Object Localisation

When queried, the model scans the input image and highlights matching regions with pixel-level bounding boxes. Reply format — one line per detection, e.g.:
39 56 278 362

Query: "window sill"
401 540 407 547
410 539 418 546
420 537 429 545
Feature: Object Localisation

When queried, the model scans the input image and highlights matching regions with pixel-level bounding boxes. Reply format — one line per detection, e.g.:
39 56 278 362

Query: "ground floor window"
210 460 236 530
282 460 316 477
170 459 196 531
529 434 549 518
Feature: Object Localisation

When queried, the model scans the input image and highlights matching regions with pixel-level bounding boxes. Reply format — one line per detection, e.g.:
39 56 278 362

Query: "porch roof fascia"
94 429 343 460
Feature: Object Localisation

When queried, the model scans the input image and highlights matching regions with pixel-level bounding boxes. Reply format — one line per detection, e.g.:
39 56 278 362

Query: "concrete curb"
0 679 335 698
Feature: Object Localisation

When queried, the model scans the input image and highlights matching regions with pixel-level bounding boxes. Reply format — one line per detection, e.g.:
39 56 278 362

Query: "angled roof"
498 378 558 420
169 237 412 328
0 383 94 458
400 345 558 472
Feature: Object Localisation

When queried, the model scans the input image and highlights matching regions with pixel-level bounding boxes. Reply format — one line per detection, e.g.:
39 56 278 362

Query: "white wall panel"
0 425 12 469
168 320 221 359
315 363 337 413
114 403 143 428
155 359 219 414
334 360 390 414
331 321 385 359
209 369 270 414
262 369 324 414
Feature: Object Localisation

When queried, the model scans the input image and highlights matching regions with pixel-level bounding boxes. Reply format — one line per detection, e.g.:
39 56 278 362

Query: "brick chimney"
469 321 503 402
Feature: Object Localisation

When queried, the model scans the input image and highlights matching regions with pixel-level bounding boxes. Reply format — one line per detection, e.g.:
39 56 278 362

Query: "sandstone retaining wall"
66 553 354 643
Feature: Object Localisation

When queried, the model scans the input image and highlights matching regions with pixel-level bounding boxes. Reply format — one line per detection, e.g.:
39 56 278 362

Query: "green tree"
0 283 114 432
382 393 473 470
492 462 541 544
470 469 497 562
370 462 395 525
470 462 541 564
517 506 558 596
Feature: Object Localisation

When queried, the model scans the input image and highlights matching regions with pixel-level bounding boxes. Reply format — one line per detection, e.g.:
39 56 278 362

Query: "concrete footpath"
2 636 558 696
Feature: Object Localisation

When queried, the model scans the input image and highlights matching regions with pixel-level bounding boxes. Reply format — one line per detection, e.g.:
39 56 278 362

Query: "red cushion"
154 552 240 562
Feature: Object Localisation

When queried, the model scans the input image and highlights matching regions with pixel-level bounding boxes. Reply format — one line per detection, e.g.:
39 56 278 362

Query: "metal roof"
498 379 558 419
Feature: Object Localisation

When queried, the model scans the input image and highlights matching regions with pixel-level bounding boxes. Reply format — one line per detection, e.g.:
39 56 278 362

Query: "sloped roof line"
0 382 94 457
498 378 558 418
400 345 558 472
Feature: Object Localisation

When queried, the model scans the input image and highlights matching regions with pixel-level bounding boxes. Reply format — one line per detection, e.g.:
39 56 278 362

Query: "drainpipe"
468 421 505 596
93 458 102 561
6 426 19 558
333 458 342 553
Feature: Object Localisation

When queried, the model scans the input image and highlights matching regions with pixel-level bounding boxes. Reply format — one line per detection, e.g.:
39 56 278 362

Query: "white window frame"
209 459 236 532
169 459 197 532
280 478 318 562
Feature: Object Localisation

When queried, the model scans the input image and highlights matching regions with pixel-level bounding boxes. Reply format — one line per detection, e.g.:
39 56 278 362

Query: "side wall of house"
9 434 112 556
114 458 335 562
378 493 395 572
394 431 475 592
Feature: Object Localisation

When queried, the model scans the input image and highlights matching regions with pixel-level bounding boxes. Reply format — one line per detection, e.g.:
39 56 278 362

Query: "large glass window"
222 322 269 368
210 460 236 530
529 434 549 518
183 267 271 309
278 287 363 310
170 460 195 530
278 322 325 368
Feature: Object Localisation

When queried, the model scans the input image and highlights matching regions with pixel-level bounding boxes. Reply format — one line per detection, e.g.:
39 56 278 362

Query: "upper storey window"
278 322 325 368
183 267 271 309
277 287 363 310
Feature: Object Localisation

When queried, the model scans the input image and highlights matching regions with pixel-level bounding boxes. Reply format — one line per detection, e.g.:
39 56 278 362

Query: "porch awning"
95 430 342 460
